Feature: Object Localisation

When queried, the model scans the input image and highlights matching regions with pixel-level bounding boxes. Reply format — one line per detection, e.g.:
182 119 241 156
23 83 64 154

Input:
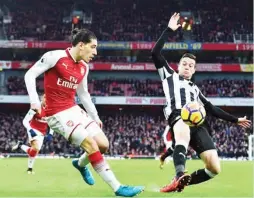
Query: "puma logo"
62 63 68 69
179 152 186 158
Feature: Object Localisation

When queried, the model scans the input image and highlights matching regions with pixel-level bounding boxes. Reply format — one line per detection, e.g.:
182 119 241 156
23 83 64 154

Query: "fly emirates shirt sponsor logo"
57 76 79 89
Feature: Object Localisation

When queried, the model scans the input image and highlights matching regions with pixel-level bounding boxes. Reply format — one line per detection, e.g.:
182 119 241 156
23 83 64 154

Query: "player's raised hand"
237 116 252 128
168 12 181 31
31 103 41 114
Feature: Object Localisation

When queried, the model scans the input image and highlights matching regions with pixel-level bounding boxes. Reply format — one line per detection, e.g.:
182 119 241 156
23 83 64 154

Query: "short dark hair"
71 28 97 46
181 53 196 61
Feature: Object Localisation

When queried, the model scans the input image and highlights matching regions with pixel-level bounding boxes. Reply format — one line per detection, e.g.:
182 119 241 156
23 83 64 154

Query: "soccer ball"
181 102 206 127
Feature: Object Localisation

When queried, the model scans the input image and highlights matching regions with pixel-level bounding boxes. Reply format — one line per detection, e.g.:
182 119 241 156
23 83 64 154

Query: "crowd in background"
0 0 252 159
0 111 252 158
3 0 252 42
5 76 253 98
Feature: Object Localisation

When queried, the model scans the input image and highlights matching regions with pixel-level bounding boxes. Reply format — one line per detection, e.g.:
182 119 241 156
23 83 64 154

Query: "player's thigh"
79 110 109 151
84 121 109 153
173 119 191 143
27 129 35 143
189 124 216 155
30 135 44 151
78 107 106 139
27 129 44 151
200 149 221 174
168 110 190 145
196 124 220 175
46 106 91 145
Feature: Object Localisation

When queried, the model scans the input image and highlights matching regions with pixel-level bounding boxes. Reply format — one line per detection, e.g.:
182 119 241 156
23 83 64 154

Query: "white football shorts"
27 128 44 150
46 105 102 146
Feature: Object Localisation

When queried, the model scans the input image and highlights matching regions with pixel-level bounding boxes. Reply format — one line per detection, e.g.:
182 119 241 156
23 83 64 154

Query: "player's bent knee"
27 147 38 157
93 131 109 154
30 140 40 152
80 136 99 155
206 162 221 175
32 146 40 152
213 166 221 175
206 164 221 176
98 136 109 154
99 143 109 154
202 150 221 175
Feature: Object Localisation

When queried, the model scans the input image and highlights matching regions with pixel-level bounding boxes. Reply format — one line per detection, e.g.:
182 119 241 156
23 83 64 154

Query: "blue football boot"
115 185 145 197
72 159 95 185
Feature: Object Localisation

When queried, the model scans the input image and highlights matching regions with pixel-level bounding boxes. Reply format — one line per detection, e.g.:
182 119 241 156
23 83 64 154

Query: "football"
181 102 206 127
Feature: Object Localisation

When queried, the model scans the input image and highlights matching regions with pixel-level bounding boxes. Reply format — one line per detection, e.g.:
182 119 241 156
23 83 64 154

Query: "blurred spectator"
197 79 253 97
3 0 252 42
5 76 253 98
6 76 27 95
2 52 252 63
0 111 252 158
6 76 44 95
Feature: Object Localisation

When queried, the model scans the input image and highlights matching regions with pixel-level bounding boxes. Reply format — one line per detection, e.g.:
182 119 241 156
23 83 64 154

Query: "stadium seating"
0 111 252 158
3 0 252 42
5 76 253 97
0 0 252 161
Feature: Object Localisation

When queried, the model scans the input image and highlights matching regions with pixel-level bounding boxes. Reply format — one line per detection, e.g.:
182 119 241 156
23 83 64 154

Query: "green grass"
0 158 253 197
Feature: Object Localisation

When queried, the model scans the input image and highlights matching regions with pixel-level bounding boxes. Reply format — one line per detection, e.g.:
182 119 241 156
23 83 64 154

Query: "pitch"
0 158 253 197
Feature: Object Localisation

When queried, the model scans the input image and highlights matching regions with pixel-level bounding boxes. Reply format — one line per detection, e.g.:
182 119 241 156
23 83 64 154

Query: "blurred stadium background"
0 0 253 197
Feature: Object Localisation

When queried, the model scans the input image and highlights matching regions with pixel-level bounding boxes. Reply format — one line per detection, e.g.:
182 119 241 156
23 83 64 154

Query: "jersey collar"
65 48 78 63
179 75 194 86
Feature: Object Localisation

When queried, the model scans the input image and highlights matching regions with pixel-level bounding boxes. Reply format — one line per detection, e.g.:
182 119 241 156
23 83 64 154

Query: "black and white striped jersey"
159 68 205 118
151 27 238 123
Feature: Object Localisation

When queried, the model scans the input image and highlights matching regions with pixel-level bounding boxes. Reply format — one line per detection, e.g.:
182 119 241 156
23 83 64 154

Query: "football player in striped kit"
152 12 251 193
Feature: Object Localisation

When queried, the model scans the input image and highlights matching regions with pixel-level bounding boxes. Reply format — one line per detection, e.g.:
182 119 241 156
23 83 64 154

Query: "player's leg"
172 119 190 178
12 140 38 157
71 124 144 196
77 130 109 168
47 107 144 196
188 125 220 185
74 108 109 169
12 131 41 174
160 112 191 193
25 135 44 174
73 130 109 185
12 129 33 152
11 140 22 151
25 140 39 174
73 117 109 185
160 126 173 168
160 146 174 169
93 131 109 153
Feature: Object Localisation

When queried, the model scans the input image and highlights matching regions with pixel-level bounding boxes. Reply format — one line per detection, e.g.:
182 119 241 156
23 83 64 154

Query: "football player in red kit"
12 94 53 174
160 125 174 169
24 28 144 197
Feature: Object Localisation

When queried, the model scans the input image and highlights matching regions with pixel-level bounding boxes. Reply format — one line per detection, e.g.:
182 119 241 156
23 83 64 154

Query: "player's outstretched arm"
24 51 56 113
199 92 252 128
151 13 181 80
76 74 102 128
